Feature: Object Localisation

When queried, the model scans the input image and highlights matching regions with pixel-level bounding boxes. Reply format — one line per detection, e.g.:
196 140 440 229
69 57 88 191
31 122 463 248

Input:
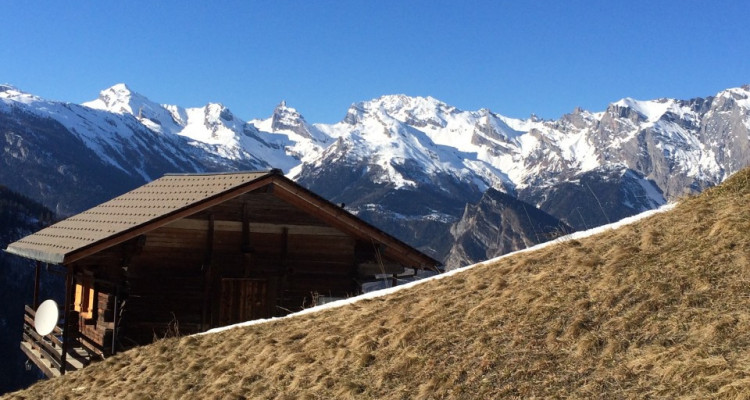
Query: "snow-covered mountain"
294 88 748 259
82 83 299 172
1 83 749 262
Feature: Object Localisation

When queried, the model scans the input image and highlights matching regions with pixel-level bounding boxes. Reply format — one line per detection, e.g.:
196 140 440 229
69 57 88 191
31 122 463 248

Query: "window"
74 278 95 320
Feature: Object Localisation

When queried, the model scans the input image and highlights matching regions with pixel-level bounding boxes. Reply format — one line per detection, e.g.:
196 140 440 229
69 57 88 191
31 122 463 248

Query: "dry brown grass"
5 168 750 399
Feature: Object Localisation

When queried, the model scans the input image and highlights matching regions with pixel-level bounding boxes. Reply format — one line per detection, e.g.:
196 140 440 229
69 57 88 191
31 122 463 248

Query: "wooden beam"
357 262 405 276
20 341 59 379
60 267 74 375
23 314 63 348
111 289 119 356
22 331 62 369
275 227 290 316
33 262 41 309
242 202 252 253
202 214 214 331
76 334 106 359
165 219 348 237
281 227 288 269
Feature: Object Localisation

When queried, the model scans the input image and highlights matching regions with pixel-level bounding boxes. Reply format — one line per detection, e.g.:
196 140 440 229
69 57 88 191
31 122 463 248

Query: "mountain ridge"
1 83 748 261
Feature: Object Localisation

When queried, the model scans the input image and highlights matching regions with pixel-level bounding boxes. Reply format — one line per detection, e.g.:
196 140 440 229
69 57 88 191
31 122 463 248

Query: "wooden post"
33 262 42 309
277 228 289 315
281 227 288 268
60 267 74 375
111 288 118 356
202 214 215 330
242 202 252 253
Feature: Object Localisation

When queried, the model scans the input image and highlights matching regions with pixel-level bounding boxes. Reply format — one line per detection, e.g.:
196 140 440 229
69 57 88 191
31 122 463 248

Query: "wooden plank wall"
283 232 357 309
123 228 206 344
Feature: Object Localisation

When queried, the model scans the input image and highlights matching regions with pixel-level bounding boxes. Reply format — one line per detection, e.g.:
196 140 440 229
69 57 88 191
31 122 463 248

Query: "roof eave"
4 246 65 265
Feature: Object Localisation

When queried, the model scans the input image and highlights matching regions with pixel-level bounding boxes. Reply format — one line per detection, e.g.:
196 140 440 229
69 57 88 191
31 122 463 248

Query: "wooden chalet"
5 170 440 378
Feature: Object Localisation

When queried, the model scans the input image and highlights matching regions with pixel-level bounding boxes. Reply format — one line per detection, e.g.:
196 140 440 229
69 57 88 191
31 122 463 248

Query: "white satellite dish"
34 299 59 336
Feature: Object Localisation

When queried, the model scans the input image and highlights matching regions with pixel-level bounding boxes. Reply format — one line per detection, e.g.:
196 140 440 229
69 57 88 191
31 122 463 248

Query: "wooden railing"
20 305 92 378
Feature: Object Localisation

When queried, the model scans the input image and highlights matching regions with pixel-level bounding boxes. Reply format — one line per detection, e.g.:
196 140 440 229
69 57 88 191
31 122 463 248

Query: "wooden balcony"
20 305 99 378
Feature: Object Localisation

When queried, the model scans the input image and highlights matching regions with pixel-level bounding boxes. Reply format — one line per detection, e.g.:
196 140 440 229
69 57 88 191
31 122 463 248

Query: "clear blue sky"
1 1 748 123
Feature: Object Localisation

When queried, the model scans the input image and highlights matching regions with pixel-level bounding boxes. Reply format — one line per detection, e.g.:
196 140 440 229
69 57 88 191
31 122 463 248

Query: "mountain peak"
0 83 20 93
84 83 157 116
99 83 137 101
370 94 449 111
0 84 43 104
203 102 236 123
361 94 460 127
109 82 132 93
716 86 750 109
609 97 678 123
272 100 302 118
269 101 320 140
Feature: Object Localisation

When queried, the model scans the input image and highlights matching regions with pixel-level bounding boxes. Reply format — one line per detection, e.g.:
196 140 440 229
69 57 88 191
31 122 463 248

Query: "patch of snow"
613 97 674 123
637 178 666 208
717 86 750 109
557 127 600 171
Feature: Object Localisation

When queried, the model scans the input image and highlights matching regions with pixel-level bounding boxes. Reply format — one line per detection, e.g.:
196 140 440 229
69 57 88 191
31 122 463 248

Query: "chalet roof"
5 170 440 268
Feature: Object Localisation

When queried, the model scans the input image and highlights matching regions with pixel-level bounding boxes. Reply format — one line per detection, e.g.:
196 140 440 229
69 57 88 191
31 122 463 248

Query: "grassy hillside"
5 168 750 399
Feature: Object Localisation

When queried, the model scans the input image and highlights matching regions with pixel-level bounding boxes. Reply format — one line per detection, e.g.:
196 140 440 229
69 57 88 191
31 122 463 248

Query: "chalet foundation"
7 170 440 377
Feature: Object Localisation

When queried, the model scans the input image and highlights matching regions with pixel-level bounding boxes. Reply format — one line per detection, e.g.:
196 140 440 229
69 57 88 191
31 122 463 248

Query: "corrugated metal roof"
6 171 273 264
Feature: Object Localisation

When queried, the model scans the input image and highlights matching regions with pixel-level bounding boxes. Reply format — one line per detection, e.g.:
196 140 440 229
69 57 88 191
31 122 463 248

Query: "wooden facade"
7 170 440 377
